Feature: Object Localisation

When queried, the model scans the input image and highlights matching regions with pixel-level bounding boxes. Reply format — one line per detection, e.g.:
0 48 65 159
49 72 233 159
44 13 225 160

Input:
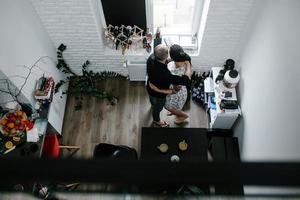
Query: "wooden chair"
42 133 80 158
209 136 244 195
93 143 138 160
41 133 81 193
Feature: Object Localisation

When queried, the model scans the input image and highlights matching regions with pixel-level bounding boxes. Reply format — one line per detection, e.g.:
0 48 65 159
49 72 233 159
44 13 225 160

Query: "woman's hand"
173 85 182 92
184 61 191 68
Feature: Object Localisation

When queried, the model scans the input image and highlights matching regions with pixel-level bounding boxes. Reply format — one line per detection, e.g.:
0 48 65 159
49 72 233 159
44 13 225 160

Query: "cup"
157 143 168 153
178 140 188 151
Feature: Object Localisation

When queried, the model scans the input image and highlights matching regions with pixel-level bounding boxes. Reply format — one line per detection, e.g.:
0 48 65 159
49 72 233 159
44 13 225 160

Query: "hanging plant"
54 44 127 110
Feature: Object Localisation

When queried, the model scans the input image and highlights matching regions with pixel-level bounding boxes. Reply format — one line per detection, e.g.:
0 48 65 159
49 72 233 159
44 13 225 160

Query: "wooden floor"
61 79 208 159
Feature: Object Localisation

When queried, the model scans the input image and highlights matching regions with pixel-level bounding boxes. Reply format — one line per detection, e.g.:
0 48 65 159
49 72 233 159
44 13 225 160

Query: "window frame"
146 0 209 54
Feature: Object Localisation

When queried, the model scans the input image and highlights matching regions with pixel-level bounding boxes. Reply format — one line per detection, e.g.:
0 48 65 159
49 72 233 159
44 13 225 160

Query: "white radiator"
127 59 147 81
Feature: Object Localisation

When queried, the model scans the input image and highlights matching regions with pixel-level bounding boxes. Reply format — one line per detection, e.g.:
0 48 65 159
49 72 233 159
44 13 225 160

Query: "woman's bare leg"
166 107 188 123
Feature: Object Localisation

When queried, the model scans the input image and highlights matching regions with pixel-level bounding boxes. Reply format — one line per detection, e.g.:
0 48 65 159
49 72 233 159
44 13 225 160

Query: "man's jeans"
149 95 166 122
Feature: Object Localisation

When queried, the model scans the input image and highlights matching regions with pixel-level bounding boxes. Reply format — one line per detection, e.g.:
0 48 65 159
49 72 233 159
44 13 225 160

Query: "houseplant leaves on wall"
54 44 127 110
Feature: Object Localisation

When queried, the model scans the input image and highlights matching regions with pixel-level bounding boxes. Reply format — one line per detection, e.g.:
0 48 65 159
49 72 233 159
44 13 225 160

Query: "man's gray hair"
154 44 169 62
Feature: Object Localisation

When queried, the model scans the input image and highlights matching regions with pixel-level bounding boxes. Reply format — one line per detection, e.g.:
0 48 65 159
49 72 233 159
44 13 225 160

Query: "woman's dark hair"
169 44 192 64
184 54 191 64
169 44 184 61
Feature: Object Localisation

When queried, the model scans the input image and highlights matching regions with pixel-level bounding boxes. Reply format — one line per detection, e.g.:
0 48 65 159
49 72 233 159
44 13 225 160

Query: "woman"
149 45 191 124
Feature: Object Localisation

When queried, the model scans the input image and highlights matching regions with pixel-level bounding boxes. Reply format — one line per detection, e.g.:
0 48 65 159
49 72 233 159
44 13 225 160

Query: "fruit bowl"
0 111 29 137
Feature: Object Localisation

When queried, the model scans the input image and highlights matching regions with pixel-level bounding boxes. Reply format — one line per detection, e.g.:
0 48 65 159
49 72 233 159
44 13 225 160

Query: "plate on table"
0 111 28 137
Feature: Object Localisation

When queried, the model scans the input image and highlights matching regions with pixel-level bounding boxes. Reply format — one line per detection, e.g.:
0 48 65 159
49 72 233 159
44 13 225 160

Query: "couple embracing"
146 44 192 127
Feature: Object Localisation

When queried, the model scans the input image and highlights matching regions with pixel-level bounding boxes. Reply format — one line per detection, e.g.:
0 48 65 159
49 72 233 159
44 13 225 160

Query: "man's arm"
149 82 176 95
146 54 155 75
169 74 191 87
168 62 192 86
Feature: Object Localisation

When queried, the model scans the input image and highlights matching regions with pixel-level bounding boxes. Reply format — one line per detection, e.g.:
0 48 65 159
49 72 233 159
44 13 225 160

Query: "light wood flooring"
61 79 207 158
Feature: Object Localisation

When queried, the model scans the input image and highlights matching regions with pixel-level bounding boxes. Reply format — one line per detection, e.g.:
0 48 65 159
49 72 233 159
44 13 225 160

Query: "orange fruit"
16 111 23 117
20 119 27 125
5 141 13 149
7 122 15 129
0 118 7 126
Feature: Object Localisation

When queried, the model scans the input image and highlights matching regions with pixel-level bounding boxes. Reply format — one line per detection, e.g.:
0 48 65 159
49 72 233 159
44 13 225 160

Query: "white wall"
30 0 127 75
234 0 300 161
0 70 29 107
194 0 254 68
30 0 254 72
0 0 68 134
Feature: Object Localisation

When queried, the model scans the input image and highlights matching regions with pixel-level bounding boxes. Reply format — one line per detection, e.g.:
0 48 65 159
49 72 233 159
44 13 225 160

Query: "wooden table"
141 127 208 162
140 127 209 194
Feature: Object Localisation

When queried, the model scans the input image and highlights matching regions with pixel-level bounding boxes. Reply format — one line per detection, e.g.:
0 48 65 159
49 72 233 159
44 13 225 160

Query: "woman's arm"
149 82 175 95
184 60 192 79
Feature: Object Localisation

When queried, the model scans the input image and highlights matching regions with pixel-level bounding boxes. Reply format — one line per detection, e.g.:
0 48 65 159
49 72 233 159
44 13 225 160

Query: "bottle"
155 27 161 39
146 28 152 43
154 27 162 48
215 69 226 84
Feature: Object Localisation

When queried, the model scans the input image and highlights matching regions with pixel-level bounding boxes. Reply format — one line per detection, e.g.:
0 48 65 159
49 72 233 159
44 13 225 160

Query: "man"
146 44 191 127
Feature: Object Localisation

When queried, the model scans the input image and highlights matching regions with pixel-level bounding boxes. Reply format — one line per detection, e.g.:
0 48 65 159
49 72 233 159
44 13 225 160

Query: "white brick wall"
29 0 126 75
30 0 254 73
195 0 255 68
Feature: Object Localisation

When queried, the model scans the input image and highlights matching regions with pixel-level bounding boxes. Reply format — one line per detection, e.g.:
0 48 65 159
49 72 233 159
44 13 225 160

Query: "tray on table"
0 111 28 154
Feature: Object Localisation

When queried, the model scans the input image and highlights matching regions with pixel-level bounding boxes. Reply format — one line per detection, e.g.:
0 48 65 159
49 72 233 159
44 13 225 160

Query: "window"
101 0 147 31
146 0 209 53
153 0 196 35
